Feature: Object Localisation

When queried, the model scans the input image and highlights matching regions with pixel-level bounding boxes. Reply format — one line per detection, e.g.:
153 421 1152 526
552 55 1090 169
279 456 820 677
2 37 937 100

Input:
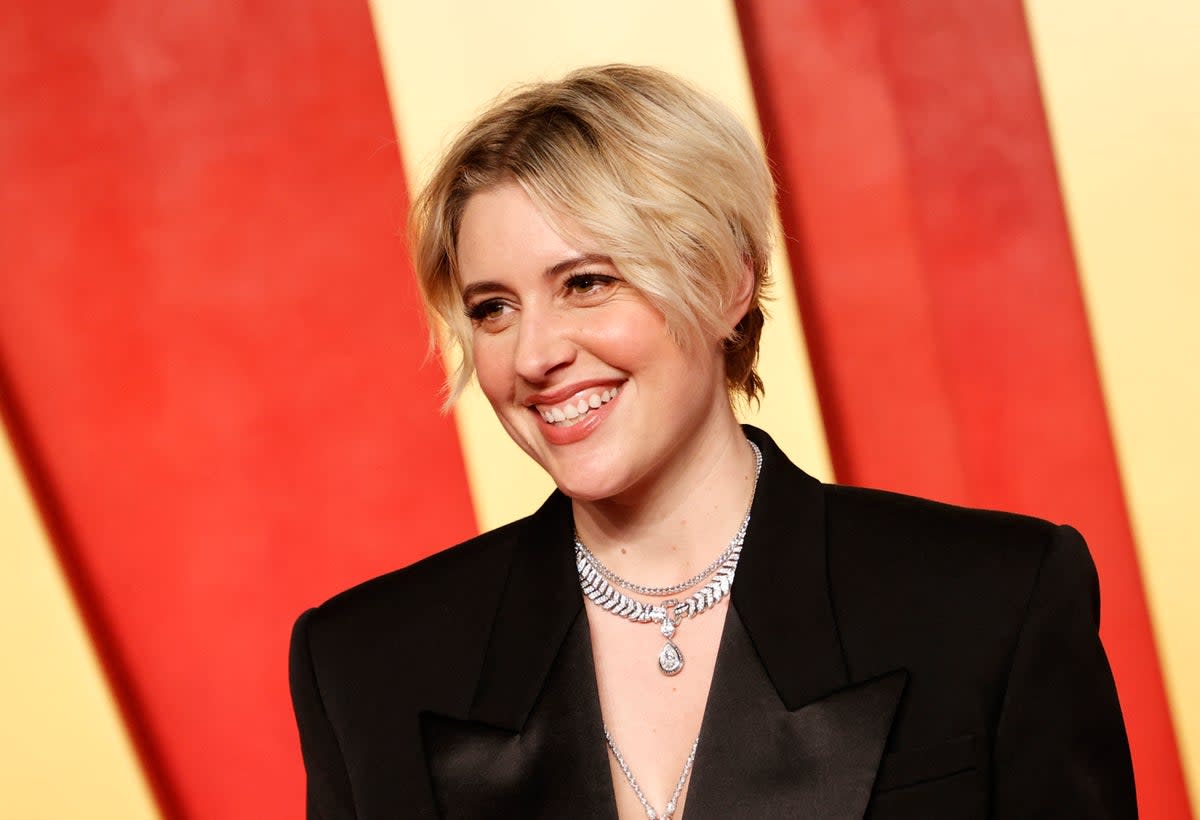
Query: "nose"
513 305 576 384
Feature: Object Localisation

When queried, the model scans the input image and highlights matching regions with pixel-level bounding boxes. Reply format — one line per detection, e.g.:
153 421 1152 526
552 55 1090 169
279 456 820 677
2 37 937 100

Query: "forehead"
456 184 584 286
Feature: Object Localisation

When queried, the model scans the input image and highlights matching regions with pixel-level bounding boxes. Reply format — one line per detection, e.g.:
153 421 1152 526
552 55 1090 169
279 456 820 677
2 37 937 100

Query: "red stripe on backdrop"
0 3 476 818
736 0 1190 816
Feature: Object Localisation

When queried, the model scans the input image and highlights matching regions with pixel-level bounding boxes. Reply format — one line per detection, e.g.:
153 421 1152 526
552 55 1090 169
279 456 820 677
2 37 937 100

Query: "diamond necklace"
576 439 761 597
575 439 762 675
575 534 736 597
605 727 698 820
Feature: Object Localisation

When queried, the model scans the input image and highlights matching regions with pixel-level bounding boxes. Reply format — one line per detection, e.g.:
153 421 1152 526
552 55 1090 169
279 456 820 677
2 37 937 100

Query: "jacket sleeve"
290 607 358 820
991 524 1137 818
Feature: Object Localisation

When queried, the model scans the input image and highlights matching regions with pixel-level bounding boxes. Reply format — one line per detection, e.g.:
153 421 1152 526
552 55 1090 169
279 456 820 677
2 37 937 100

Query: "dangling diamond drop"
658 640 684 675
574 439 762 679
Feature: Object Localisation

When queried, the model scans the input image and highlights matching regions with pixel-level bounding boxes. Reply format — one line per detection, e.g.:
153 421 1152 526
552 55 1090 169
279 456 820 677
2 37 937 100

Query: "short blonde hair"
409 64 775 406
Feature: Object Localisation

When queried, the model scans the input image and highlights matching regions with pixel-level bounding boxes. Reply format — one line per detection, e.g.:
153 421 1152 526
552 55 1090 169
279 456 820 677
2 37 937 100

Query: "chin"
554 483 611 503
545 465 631 503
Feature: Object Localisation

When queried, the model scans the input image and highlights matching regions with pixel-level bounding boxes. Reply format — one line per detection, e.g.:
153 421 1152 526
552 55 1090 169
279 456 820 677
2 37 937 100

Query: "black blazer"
290 426 1135 818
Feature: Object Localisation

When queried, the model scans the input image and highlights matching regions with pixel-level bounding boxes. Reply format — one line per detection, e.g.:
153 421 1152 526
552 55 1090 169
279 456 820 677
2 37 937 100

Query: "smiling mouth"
534 385 621 427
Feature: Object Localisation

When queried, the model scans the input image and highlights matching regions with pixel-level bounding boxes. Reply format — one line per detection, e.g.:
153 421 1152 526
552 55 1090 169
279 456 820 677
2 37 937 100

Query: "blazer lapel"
685 607 907 819
420 493 618 819
735 426 851 708
423 426 903 818
684 426 905 817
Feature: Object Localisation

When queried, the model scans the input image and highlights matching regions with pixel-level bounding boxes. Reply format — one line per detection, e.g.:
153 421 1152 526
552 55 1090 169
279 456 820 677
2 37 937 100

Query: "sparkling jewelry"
575 440 762 675
578 547 738 675
605 727 699 820
575 534 736 597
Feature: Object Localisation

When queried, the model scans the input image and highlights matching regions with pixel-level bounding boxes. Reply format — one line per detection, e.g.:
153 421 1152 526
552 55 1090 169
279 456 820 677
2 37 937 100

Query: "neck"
571 420 758 594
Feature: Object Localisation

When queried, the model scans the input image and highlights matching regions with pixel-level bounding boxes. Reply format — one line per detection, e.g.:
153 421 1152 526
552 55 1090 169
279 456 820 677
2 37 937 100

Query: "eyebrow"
460 253 614 303
546 252 612 279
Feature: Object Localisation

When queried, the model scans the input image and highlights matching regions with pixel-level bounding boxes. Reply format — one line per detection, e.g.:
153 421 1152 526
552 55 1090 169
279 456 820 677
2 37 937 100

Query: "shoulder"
820 482 1099 697
292 511 535 706
822 482 1097 617
825 482 1061 555
749 424 1095 639
822 482 1086 597
749 424 1077 588
315 514 525 627
303 511 530 630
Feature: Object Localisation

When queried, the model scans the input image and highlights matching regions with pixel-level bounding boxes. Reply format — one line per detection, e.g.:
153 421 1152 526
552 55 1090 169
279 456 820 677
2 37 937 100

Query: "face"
455 183 733 502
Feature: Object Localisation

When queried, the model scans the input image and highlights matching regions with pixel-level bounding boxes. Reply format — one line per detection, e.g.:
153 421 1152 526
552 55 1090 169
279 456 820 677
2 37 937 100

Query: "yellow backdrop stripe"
1026 0 1200 805
367 0 832 532
0 423 160 819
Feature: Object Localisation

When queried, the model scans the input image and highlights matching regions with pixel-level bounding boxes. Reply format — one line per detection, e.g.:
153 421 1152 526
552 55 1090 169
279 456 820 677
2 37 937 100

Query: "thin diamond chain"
574 438 762 601
575 439 763 676
576 531 744 625
575 535 736 597
605 727 699 820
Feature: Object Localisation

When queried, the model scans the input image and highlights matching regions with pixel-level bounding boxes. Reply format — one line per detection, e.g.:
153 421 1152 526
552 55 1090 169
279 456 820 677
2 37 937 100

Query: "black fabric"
421 612 616 819
685 608 905 819
289 426 1136 818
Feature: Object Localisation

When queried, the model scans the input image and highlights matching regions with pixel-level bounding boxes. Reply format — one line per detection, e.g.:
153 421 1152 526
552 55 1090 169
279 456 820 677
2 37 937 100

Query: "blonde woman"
290 65 1134 819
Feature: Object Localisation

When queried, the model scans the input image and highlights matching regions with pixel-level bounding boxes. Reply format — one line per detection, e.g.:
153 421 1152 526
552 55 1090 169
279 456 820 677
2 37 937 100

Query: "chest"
587 597 730 819
417 601 987 820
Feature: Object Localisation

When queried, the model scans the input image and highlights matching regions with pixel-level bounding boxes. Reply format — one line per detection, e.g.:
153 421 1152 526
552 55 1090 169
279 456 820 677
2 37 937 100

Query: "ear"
724 259 756 332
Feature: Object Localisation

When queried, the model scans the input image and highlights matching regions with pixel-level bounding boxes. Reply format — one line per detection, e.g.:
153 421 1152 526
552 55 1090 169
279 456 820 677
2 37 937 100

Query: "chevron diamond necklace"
575 439 761 676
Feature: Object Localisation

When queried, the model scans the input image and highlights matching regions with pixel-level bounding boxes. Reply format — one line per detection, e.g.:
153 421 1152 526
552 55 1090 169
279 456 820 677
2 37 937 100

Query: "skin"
456 182 758 818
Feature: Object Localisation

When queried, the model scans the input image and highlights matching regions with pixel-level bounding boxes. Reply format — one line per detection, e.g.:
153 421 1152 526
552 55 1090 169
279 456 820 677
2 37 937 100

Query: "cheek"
584 304 675 365
472 336 515 403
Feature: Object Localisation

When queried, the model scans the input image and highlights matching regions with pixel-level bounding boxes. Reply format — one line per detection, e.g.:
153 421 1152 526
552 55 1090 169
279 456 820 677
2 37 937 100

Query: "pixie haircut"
409 64 775 407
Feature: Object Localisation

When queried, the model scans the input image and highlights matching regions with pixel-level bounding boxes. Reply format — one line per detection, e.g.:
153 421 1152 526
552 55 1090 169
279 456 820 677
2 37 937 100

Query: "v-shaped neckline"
422 428 908 818
579 591 743 819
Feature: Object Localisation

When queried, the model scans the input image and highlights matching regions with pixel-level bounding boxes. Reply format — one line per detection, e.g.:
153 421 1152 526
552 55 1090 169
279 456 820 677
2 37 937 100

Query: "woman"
290 65 1135 819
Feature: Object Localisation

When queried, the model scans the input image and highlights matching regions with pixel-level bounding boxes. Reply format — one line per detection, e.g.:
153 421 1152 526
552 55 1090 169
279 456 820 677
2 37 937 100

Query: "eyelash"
563 272 617 295
464 271 618 324
465 299 506 323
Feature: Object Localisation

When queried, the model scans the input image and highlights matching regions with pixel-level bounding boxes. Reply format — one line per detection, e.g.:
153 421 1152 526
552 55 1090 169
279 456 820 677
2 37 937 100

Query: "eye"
465 298 514 328
564 272 618 298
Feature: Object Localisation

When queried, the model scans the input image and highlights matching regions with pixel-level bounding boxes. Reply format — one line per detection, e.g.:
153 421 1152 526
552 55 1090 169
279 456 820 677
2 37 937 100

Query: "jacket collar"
466 486 582 731
422 427 901 818
734 425 851 707
465 424 849 730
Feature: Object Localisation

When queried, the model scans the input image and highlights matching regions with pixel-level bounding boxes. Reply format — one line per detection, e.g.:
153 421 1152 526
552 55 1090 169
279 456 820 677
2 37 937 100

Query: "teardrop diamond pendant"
657 609 684 675
658 640 684 676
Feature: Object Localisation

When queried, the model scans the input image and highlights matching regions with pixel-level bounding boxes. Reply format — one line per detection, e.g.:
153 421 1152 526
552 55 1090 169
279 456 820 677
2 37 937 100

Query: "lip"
533 383 622 446
523 378 625 408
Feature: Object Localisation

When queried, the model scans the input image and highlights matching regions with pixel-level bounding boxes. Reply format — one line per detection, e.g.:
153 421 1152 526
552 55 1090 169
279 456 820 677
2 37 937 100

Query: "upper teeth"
538 386 619 424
